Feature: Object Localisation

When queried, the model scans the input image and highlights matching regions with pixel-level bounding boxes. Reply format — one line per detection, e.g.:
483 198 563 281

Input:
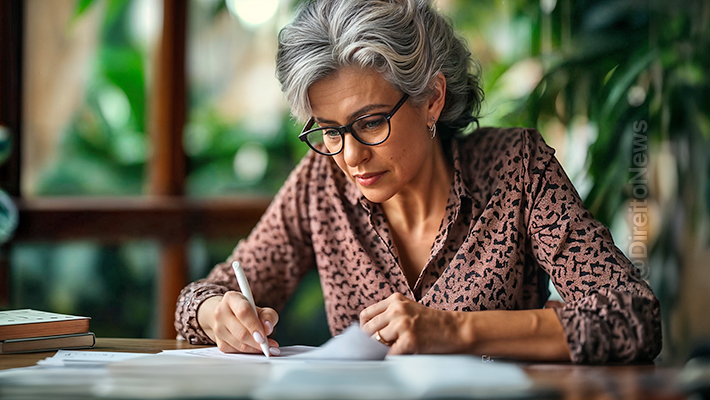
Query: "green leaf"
100 47 146 130
72 0 95 22
601 50 657 120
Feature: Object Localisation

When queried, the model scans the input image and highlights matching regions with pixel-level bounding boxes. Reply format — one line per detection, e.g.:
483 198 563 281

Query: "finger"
258 307 279 335
361 293 412 335
387 330 413 356
372 324 397 348
224 292 269 348
359 296 395 327
267 338 282 356
214 336 240 353
213 318 260 354
222 317 264 353
217 333 263 354
214 308 262 353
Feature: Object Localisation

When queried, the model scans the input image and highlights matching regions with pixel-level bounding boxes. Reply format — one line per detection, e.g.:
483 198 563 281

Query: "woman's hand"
359 293 472 355
197 291 280 355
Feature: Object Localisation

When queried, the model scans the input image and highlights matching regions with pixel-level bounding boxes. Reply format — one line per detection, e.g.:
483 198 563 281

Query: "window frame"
0 0 271 338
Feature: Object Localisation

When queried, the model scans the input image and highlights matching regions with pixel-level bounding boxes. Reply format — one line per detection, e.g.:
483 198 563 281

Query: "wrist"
454 311 478 352
197 295 223 341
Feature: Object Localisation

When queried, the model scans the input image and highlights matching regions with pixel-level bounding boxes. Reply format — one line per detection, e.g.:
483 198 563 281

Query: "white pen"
231 261 270 358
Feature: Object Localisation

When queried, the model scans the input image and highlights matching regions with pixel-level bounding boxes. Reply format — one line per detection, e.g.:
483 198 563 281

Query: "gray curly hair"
276 0 484 138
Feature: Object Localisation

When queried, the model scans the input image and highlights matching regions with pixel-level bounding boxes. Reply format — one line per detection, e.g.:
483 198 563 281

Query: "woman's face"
307 67 442 204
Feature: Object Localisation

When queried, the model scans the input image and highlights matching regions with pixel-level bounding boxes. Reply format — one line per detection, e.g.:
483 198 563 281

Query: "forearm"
461 308 571 362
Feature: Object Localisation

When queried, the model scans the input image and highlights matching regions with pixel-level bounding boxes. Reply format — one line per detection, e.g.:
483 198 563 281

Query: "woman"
176 0 661 364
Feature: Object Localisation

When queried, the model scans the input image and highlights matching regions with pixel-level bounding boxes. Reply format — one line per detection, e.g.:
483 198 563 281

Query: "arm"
524 129 662 364
361 293 570 361
362 129 660 363
464 308 570 361
174 152 318 345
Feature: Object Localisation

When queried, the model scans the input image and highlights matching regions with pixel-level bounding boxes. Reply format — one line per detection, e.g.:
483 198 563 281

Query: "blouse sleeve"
174 152 318 344
523 129 662 364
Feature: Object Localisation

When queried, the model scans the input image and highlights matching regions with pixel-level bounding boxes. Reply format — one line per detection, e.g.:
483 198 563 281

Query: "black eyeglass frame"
299 93 410 156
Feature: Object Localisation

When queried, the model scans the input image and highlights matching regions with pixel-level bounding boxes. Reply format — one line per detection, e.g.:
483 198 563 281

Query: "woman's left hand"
359 293 471 355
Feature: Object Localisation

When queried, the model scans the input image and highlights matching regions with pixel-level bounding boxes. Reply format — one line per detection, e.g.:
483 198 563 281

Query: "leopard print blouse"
175 127 662 364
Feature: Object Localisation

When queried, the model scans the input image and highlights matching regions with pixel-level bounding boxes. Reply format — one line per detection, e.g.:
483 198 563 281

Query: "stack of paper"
0 324 542 399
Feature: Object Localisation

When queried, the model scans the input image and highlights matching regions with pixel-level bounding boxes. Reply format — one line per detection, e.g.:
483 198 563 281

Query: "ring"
375 330 393 346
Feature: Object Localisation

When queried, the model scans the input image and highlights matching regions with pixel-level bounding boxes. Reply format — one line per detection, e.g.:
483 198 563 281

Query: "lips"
353 171 385 187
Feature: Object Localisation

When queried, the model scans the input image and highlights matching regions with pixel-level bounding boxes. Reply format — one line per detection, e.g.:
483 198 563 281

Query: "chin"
358 186 396 204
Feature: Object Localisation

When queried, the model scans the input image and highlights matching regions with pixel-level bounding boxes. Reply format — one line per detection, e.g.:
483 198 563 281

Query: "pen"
231 261 270 358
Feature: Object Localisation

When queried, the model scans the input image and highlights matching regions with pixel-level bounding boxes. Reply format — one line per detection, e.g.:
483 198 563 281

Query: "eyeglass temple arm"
299 118 316 141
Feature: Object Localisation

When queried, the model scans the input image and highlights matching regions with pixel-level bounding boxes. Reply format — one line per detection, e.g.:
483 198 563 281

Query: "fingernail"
253 331 265 344
269 347 281 356
265 320 273 335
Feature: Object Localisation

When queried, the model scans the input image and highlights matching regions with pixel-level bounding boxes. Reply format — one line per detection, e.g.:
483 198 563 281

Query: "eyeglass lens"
306 114 389 155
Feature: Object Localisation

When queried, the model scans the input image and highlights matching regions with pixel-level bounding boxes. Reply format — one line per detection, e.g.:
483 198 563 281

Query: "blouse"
175 127 662 364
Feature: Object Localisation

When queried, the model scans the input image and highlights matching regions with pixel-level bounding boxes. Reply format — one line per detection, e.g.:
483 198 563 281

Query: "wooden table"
0 338 690 400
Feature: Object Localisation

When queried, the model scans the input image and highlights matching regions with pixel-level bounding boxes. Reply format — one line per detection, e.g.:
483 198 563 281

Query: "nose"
342 132 370 168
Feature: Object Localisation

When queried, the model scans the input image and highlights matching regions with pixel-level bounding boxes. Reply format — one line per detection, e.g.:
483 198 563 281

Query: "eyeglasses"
299 94 409 156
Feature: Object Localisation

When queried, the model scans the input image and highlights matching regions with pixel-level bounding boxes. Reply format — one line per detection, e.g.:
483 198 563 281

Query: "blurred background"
0 0 707 366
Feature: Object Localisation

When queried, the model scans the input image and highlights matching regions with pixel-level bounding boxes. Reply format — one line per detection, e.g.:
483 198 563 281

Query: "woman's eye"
359 117 385 131
324 129 340 139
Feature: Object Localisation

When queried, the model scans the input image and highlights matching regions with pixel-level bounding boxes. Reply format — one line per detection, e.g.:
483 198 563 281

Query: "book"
0 332 95 354
0 309 90 341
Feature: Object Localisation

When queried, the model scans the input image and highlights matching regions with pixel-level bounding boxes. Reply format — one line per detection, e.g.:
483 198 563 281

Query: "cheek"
389 131 428 165
332 156 352 178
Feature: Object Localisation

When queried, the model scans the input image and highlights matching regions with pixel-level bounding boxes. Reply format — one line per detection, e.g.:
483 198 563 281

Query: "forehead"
307 67 399 120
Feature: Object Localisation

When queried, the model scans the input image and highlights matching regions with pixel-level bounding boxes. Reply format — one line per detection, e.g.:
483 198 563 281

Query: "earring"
428 117 437 139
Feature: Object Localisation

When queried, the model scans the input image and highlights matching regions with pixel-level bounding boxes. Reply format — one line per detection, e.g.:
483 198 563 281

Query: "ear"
427 72 447 123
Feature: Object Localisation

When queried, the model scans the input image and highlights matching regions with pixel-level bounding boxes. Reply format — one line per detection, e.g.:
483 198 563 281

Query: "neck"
381 139 453 232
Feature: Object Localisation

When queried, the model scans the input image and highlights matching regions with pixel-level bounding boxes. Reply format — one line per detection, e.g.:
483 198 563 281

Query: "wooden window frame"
0 0 271 338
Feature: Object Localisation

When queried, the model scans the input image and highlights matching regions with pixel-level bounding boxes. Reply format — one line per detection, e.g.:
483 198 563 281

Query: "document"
37 350 151 367
0 324 541 399
162 324 390 362
252 355 532 399
289 323 390 361
161 345 315 362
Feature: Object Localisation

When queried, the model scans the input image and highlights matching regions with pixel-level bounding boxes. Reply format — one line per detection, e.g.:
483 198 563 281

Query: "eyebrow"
313 103 391 126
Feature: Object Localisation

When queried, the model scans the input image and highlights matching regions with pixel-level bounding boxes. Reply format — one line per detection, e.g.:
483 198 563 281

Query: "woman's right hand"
197 291 280 355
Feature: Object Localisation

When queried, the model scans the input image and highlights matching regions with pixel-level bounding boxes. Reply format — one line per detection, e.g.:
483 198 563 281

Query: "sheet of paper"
162 324 389 362
386 355 532 398
161 345 315 362
3 344 537 399
0 365 108 399
288 323 389 361
96 354 272 399
36 350 151 367
252 355 532 399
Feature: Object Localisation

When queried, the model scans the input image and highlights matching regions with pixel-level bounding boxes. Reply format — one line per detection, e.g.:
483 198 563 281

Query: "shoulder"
457 127 554 160
277 148 352 207
454 127 556 181
280 148 340 191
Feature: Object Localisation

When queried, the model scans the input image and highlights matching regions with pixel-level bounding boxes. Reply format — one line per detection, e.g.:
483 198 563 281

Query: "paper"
161 345 315 362
1 342 538 399
386 355 532 398
0 365 108 399
36 350 150 367
289 323 389 361
162 324 389 362
252 355 532 399
1 325 538 399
